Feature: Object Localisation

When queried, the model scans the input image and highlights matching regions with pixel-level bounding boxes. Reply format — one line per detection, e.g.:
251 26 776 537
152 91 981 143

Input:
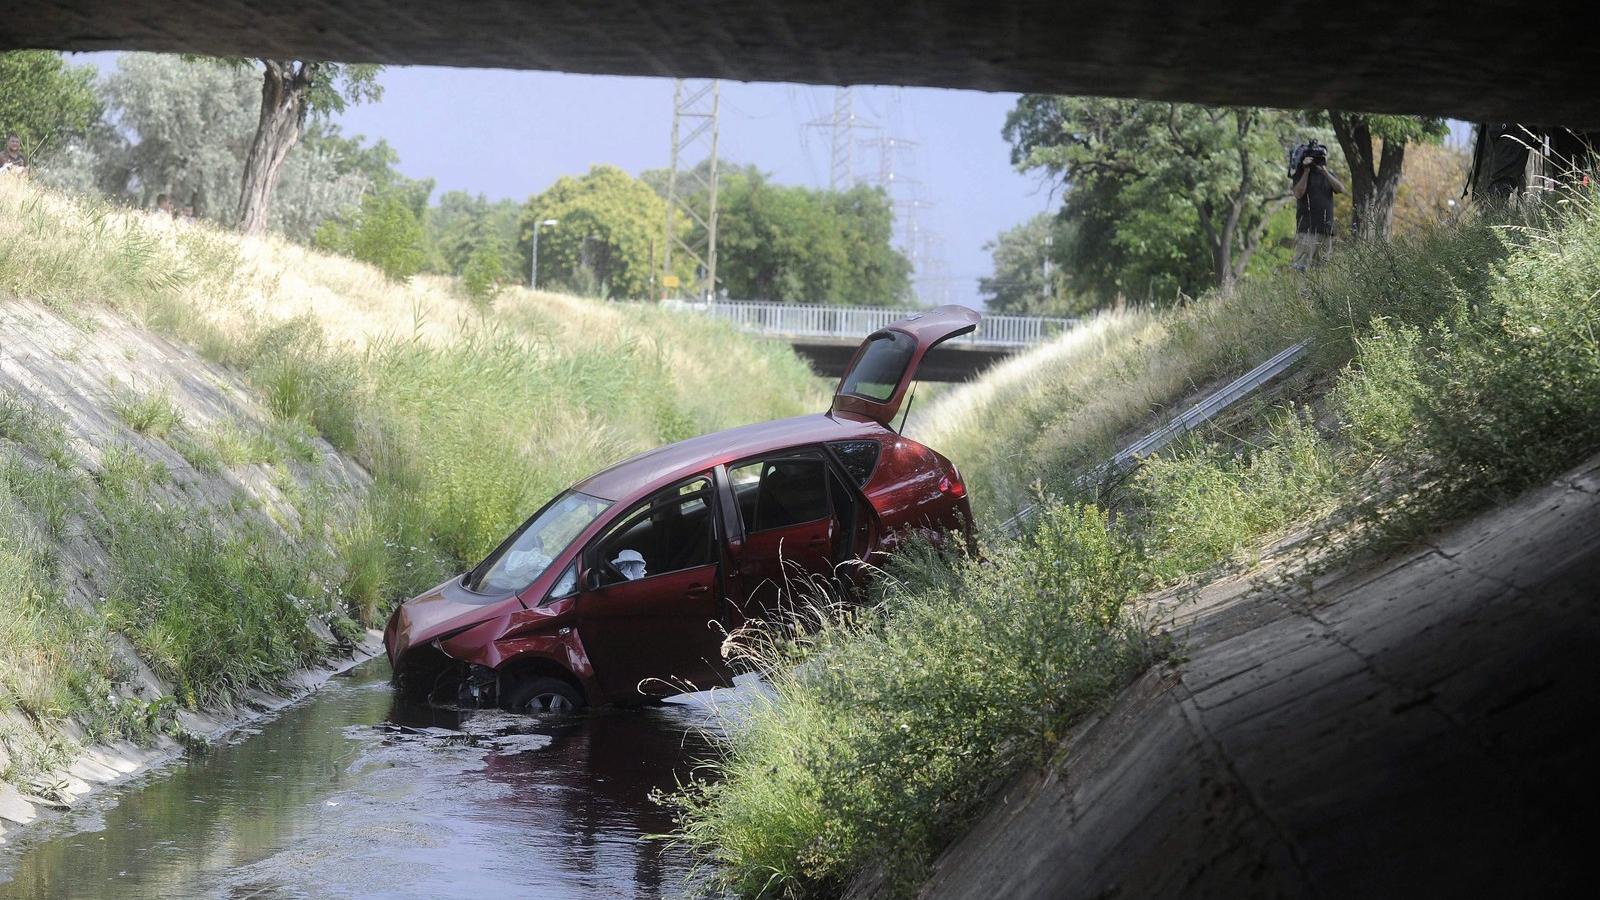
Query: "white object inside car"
612 549 647 581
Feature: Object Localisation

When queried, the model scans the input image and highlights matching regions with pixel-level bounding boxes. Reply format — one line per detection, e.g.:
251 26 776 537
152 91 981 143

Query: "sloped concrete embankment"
0 300 378 842
910 455 1600 898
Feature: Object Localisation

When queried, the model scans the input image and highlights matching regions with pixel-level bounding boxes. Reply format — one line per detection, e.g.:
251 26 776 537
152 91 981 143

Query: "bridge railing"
663 300 1074 348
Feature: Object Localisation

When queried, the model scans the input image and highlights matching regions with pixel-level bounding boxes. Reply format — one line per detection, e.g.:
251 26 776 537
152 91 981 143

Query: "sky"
326 68 1052 308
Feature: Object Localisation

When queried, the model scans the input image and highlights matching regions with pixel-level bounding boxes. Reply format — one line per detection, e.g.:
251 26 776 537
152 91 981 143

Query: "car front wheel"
501 676 586 715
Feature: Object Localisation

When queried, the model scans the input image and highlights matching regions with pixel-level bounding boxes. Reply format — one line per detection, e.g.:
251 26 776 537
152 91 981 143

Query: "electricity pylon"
807 86 876 190
663 79 720 300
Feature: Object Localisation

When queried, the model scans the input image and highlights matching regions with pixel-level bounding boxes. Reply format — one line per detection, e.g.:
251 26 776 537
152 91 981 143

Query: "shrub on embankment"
670 187 1600 896
0 177 820 788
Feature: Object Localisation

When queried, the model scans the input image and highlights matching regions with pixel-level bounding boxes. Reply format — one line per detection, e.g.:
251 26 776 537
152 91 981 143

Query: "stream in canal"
0 658 734 899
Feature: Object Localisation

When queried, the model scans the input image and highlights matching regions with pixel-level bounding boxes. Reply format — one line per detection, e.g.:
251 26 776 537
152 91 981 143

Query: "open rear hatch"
830 305 981 426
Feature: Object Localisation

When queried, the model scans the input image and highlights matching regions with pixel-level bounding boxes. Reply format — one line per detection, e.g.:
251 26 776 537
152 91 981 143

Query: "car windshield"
470 491 611 595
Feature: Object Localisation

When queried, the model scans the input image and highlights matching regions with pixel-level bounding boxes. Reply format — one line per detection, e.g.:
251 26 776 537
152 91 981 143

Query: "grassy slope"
0 177 821 795
671 191 1600 897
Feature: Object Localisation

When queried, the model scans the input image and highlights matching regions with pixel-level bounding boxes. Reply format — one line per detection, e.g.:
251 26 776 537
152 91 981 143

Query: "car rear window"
839 331 915 402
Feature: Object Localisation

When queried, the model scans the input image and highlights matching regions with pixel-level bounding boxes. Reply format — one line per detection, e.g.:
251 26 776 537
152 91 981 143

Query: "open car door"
830 305 981 426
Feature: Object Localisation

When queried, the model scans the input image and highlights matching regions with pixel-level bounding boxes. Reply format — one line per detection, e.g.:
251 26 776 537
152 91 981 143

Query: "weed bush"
668 506 1153 895
112 388 183 437
1134 410 1344 581
1 473 156 784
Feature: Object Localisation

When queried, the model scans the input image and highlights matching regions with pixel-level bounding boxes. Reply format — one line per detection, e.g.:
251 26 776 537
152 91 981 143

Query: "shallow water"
0 658 734 899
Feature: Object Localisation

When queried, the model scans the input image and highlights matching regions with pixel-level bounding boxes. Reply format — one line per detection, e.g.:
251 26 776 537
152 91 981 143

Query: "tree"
1326 112 1448 239
461 237 512 306
978 213 1092 316
519 165 681 299
0 51 99 158
94 54 260 215
315 188 428 281
1005 96 1302 299
236 60 382 235
649 163 912 305
427 190 522 277
43 55 386 236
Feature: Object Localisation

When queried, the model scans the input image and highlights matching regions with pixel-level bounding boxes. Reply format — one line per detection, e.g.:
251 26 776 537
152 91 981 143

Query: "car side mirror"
582 567 602 592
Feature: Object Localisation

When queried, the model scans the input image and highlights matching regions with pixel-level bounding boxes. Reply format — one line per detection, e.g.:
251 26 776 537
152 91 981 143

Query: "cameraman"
1291 143 1344 271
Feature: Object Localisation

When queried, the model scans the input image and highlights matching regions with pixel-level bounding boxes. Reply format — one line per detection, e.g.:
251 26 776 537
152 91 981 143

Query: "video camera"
1288 140 1328 179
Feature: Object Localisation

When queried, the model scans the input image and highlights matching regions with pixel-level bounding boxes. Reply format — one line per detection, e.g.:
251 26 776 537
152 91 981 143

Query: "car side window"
541 562 578 605
729 457 829 533
591 477 716 586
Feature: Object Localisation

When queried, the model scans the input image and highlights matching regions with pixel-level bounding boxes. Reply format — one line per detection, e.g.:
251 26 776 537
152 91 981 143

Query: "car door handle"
685 584 710 598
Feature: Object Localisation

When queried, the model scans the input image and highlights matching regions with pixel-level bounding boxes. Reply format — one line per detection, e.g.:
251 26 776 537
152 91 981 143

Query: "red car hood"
386 575 518 661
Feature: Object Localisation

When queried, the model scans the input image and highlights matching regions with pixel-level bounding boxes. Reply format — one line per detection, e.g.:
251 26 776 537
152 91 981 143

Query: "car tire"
501 676 585 715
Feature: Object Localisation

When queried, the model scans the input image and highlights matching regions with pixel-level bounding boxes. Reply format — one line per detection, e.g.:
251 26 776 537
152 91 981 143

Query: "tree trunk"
1368 139 1406 239
1330 111 1408 240
237 60 319 236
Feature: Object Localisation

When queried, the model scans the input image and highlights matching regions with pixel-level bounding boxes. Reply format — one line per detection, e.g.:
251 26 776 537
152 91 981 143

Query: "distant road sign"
662 275 681 288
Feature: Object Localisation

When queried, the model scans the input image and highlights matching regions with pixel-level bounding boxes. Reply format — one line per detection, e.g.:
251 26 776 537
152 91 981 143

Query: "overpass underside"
4 2 1597 126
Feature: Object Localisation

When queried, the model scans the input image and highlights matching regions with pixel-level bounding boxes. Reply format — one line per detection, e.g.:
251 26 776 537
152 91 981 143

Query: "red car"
384 305 978 711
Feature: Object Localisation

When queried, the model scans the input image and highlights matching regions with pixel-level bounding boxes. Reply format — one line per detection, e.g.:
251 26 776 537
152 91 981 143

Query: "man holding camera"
1291 141 1344 271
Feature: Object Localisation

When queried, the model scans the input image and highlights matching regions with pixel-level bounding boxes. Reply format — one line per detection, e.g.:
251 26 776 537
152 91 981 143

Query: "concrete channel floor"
914 453 1600 898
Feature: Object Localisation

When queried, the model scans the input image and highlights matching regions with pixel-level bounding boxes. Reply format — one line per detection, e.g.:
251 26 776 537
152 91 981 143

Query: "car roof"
573 412 888 502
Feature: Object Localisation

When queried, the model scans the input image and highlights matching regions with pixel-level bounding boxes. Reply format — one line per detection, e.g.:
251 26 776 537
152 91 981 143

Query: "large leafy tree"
96 55 260 214
519 165 682 299
1325 112 1448 239
235 60 382 235
1005 96 1302 299
0 51 99 159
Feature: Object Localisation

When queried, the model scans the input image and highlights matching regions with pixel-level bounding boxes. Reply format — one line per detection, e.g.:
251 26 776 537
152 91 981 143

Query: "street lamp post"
529 219 558 289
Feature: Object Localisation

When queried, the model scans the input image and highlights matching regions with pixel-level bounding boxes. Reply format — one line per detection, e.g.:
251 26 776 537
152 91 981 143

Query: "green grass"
112 388 184 438
1 472 164 788
97 485 340 708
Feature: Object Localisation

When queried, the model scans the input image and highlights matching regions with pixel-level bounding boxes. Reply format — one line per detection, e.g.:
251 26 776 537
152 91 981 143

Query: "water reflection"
0 659 722 899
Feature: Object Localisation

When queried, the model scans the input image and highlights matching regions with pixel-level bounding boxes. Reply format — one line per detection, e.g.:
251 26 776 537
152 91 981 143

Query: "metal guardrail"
999 339 1315 536
663 299 1073 348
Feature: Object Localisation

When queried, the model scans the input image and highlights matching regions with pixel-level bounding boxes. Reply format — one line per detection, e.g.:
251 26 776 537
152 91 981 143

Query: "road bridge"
666 300 1071 381
4 2 1594 126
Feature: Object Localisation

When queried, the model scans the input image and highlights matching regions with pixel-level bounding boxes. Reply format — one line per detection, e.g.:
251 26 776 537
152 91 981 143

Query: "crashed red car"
384 305 979 711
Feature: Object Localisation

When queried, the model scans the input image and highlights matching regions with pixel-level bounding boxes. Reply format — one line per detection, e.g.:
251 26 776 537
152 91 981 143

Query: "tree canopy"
1005 96 1303 302
520 164 682 299
31 55 400 241
0 51 99 158
648 163 912 305
977 213 1093 317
